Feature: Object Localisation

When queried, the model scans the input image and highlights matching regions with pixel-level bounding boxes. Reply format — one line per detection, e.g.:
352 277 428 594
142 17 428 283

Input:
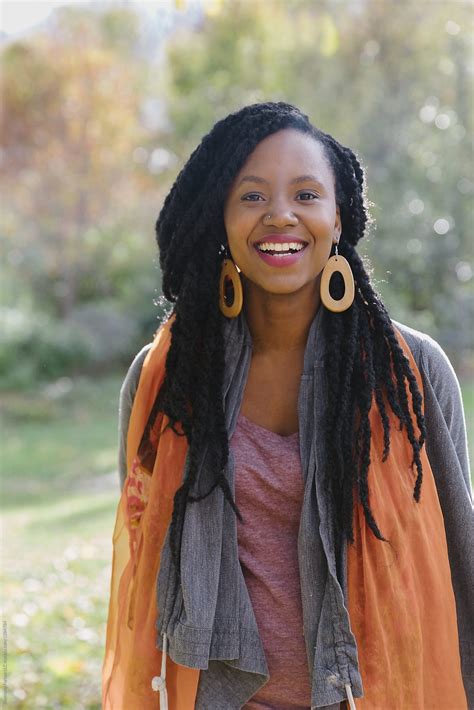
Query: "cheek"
223 204 237 241
305 227 334 279
224 207 253 250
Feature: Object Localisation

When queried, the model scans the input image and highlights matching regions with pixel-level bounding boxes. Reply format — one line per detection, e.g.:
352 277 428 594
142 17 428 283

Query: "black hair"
152 101 425 574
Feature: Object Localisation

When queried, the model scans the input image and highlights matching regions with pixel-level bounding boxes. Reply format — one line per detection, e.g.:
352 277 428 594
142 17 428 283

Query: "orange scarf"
102 317 467 709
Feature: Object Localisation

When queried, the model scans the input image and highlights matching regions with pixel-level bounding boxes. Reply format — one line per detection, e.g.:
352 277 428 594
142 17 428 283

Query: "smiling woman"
222 130 352 437
102 102 473 710
224 132 341 300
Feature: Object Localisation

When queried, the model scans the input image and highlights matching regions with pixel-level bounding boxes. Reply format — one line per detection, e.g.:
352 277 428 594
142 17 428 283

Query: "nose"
263 201 298 228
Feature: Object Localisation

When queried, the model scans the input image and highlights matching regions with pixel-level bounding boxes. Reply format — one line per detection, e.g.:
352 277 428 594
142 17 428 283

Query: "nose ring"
264 212 297 222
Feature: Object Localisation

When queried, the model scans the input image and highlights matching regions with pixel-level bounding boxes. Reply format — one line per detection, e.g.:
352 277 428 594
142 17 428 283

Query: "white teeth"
257 242 305 253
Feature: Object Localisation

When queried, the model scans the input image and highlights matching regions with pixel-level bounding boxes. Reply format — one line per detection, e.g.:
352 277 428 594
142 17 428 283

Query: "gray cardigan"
117 316 473 708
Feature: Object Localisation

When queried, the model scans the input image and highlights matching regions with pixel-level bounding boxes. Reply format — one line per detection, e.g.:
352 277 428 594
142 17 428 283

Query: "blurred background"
0 0 472 707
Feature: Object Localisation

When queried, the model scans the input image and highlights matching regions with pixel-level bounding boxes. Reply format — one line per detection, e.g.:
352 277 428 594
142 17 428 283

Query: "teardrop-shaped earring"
320 244 355 313
219 258 243 318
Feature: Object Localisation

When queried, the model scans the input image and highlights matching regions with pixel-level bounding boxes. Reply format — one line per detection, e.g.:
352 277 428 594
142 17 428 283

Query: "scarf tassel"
345 682 356 709
151 632 169 710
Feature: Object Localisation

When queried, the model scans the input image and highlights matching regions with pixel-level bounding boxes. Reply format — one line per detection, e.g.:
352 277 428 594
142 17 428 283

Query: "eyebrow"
237 173 323 187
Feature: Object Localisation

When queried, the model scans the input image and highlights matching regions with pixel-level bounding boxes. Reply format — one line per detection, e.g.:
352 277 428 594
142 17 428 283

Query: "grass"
1 373 473 708
1 375 122 709
1 376 122 509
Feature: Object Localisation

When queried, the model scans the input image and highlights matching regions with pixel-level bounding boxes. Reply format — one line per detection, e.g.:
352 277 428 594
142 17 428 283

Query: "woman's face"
224 128 341 298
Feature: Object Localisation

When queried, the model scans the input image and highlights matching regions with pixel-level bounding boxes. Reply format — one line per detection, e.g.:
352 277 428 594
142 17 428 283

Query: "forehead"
234 128 334 183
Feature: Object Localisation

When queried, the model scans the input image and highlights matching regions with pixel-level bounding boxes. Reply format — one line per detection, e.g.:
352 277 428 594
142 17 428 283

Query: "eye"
296 191 318 201
241 193 265 202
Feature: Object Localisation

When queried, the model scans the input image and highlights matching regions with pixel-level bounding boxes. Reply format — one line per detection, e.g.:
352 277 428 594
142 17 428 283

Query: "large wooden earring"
320 244 355 313
219 259 243 318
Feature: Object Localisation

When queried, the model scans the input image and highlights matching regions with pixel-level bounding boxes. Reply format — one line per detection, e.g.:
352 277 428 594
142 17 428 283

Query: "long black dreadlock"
151 102 426 575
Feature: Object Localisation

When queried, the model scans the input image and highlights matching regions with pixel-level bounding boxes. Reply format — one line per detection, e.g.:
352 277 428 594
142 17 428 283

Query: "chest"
240 350 304 436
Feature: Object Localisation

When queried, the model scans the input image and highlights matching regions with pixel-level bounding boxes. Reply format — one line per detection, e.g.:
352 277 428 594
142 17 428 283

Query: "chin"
248 275 315 297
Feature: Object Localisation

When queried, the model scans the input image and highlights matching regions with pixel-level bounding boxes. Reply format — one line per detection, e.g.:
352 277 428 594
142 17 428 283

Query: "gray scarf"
155 307 362 709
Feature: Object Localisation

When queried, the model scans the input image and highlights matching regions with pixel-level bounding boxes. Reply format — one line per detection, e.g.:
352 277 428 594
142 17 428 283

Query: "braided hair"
153 101 426 574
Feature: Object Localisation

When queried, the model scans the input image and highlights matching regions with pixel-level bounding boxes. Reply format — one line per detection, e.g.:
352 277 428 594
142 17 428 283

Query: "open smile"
253 234 309 267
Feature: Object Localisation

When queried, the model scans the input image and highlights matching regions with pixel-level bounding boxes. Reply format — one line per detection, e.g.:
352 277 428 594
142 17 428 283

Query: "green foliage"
0 304 156 389
163 0 473 365
0 5 159 321
0 309 90 389
1 0 472 378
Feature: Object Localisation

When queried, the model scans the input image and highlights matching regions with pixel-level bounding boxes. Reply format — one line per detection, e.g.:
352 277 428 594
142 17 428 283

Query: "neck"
243 277 321 354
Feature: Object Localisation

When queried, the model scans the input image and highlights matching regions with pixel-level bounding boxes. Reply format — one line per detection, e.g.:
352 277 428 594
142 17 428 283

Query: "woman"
102 102 472 710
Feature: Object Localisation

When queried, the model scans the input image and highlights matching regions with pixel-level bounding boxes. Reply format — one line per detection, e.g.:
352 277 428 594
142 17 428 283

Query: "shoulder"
119 316 175 405
391 318 464 430
392 319 471 488
117 343 153 490
392 319 445 364
391 318 466 434
119 343 153 407
391 319 460 395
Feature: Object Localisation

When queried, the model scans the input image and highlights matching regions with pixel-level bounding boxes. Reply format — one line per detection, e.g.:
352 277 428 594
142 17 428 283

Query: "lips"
253 234 309 268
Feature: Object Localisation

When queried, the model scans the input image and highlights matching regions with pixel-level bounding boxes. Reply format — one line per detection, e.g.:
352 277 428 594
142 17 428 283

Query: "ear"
334 205 342 242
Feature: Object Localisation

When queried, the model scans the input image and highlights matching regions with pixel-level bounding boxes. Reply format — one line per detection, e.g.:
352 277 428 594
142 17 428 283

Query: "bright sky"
0 0 175 36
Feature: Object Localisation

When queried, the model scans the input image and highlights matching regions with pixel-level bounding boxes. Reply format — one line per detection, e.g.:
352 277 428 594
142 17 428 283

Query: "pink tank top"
231 413 312 710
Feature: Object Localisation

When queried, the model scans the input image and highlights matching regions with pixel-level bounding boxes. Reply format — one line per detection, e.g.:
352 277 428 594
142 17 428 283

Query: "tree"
160 0 473 363
0 6 160 317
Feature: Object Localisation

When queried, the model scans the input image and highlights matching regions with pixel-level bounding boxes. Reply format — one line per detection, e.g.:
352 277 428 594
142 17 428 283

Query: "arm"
420 335 472 500
118 344 152 491
394 320 473 704
418 336 473 705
